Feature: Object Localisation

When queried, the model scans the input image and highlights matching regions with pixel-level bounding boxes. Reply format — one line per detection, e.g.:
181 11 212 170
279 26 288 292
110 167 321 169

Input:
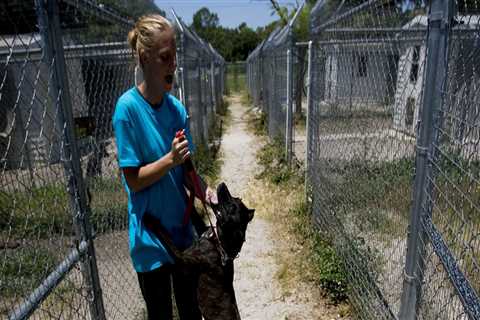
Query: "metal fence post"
35 1 106 319
196 58 206 144
305 40 313 199
286 48 293 166
211 61 216 114
202 63 209 142
398 0 455 318
286 41 294 166
172 9 186 106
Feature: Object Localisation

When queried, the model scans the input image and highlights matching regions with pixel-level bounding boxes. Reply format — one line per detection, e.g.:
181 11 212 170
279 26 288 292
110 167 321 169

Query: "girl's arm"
123 134 190 192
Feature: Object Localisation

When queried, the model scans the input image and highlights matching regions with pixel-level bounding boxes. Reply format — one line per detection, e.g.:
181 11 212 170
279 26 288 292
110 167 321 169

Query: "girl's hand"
170 129 190 166
206 187 218 205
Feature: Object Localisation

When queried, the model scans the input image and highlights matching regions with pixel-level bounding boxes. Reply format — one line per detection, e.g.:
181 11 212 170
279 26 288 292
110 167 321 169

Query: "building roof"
402 15 480 29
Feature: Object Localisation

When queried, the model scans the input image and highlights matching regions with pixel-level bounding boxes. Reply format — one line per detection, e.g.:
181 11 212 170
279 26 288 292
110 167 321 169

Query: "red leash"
176 130 230 264
175 131 210 226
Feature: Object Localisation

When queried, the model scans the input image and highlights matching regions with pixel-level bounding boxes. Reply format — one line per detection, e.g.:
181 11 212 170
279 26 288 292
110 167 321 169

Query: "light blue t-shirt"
112 87 195 272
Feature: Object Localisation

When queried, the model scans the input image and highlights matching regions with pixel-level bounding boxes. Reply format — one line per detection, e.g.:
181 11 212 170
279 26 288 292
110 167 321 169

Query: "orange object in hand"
176 130 193 172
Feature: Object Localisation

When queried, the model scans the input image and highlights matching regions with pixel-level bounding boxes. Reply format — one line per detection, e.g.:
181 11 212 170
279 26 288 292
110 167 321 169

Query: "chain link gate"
248 0 480 318
0 1 225 319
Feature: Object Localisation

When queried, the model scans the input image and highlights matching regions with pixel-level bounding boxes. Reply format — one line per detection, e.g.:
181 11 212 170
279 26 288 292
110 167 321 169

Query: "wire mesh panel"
416 6 480 320
1 1 225 319
246 41 265 107
0 0 131 318
172 12 225 146
308 0 429 318
247 7 304 164
292 43 309 165
226 62 246 94
248 0 480 317
60 3 145 319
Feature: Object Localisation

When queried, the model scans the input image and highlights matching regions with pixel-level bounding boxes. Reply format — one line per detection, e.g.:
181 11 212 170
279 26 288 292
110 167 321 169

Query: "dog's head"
211 182 254 259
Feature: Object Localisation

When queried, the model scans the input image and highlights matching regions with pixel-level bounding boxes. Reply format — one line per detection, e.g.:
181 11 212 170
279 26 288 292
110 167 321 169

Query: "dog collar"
207 227 231 266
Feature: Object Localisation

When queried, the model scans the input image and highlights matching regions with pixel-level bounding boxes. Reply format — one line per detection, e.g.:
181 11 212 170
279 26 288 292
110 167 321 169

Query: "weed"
250 128 350 306
191 104 226 186
291 200 349 303
1 246 58 298
0 177 129 239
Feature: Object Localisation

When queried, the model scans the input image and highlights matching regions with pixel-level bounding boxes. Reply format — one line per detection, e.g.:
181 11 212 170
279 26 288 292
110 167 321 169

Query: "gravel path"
220 94 346 320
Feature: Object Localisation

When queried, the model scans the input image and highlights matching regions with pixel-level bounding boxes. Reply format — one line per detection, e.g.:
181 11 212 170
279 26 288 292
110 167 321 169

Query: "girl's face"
141 28 177 91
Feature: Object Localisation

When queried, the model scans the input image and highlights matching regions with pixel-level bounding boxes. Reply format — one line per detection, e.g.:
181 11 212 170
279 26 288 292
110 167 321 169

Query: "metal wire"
247 0 480 318
0 1 224 319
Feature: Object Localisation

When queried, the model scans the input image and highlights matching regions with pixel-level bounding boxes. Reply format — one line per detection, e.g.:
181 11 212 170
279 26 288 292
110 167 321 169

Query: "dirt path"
219 94 345 320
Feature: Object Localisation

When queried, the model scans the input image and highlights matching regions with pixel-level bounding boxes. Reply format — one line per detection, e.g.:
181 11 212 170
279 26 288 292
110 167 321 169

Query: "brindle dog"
143 182 254 320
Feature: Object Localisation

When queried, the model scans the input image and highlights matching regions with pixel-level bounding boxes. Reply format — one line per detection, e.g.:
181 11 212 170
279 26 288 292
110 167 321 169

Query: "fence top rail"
311 0 388 34
247 3 306 61
0 41 131 61
312 13 480 41
312 37 426 47
61 0 134 28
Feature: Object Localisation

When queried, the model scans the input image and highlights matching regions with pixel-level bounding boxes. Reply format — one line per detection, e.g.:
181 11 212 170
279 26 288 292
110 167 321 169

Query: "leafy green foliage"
191 7 261 62
1 247 58 298
251 126 348 304
0 177 127 239
255 138 302 185
290 201 349 303
192 7 219 30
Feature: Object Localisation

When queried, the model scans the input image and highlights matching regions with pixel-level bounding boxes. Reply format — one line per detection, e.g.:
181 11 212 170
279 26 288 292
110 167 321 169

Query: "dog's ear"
217 182 232 203
247 209 254 222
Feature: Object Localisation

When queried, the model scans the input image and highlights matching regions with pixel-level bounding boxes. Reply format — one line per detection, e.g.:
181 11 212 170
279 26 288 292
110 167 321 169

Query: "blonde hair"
127 14 173 62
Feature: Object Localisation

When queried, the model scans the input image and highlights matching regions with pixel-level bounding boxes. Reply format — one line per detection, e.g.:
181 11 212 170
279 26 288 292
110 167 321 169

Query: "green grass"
249 114 349 304
1 246 59 299
225 70 246 95
0 176 127 301
0 177 128 239
0 184 71 238
191 100 228 186
320 158 414 238
290 200 349 303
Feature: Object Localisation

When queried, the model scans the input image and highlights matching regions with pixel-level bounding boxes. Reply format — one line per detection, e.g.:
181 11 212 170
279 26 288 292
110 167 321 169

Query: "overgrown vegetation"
325 158 414 237
255 137 302 185
192 99 230 186
1 247 58 299
0 177 127 239
225 63 247 95
0 175 127 303
245 108 350 308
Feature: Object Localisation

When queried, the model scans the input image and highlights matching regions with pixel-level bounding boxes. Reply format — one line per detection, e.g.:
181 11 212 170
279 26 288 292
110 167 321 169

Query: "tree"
269 0 289 25
192 7 219 30
190 8 260 62
268 1 318 116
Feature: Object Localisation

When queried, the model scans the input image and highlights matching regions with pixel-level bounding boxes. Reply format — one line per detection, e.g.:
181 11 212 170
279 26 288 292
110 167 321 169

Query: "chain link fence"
0 1 224 319
247 5 305 164
226 61 246 94
247 0 480 318
308 1 423 318
171 10 225 146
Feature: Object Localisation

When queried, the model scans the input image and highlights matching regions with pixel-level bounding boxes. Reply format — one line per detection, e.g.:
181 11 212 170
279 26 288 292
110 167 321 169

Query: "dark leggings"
137 264 202 320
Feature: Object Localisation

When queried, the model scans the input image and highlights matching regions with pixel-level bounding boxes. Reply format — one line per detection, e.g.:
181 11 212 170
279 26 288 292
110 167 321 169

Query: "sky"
154 0 298 29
